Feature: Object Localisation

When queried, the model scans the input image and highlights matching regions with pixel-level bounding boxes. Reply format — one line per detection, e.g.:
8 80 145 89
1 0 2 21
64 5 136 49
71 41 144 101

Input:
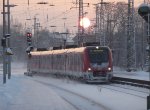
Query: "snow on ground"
34 75 147 110
0 77 78 110
0 63 77 110
113 67 150 81
0 63 149 110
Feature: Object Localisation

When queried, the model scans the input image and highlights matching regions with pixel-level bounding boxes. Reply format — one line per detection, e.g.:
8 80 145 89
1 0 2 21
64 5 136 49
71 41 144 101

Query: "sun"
80 17 91 28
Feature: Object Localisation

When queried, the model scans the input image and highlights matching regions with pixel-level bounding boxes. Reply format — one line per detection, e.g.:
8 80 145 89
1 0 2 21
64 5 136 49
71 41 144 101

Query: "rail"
111 76 150 89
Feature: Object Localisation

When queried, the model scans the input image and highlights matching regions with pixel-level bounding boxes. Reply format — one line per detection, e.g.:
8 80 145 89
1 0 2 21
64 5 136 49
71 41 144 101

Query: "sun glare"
80 17 91 28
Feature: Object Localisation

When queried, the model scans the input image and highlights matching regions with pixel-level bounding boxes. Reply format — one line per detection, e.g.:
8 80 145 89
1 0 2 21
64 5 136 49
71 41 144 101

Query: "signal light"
26 32 32 45
27 33 32 37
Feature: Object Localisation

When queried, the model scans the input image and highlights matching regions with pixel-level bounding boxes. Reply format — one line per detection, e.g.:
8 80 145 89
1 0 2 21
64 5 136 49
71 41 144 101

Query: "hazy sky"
0 0 145 33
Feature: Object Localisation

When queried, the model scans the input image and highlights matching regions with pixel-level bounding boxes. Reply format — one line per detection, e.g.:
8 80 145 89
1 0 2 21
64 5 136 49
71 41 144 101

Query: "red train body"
27 46 113 82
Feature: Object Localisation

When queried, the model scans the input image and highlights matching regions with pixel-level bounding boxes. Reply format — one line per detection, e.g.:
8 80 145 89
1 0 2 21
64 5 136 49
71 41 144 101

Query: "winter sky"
0 0 146 33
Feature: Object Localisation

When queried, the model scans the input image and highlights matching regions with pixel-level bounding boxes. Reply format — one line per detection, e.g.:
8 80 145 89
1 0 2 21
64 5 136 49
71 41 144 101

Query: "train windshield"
87 47 109 64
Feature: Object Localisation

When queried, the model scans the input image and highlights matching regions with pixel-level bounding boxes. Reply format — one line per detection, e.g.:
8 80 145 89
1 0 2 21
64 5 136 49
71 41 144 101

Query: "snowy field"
0 63 149 110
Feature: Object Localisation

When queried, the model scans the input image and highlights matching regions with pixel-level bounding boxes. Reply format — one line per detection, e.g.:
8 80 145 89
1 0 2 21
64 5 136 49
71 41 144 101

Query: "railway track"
33 79 110 110
111 76 150 89
28 71 150 89
98 84 149 99
28 74 148 110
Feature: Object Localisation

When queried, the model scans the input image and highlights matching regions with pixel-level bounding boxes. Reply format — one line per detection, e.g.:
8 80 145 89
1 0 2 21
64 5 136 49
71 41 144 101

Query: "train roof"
30 46 111 56
31 47 86 55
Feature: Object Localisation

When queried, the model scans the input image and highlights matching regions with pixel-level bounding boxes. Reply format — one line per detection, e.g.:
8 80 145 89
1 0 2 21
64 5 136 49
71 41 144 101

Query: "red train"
27 46 113 82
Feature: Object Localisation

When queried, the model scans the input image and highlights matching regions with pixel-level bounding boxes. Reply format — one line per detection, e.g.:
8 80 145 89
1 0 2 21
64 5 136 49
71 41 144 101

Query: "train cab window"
87 48 109 64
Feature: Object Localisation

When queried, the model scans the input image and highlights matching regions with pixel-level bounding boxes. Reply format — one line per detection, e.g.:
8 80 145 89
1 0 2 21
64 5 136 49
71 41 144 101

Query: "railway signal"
138 4 150 23
26 46 33 53
138 4 150 110
26 32 32 46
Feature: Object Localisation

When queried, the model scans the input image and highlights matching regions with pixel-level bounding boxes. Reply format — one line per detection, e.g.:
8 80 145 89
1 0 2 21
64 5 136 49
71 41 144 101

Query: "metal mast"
77 0 84 46
95 3 101 45
127 0 136 71
95 0 108 46
2 0 7 84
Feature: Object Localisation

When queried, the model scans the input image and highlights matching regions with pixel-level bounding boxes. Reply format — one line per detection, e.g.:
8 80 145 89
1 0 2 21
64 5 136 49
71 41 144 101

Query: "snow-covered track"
33 79 111 110
111 76 150 89
98 84 148 99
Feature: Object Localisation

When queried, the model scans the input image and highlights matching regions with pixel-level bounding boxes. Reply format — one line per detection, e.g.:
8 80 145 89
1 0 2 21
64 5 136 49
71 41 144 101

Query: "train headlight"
108 67 111 71
96 46 99 49
88 68 92 72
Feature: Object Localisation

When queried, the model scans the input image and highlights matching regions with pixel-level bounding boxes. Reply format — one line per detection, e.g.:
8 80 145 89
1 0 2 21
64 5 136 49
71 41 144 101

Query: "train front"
84 46 113 82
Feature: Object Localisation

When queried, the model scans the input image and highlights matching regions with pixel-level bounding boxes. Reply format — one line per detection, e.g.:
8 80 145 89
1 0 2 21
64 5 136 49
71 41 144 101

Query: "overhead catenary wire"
11 2 77 23
0 1 76 24
0 1 98 32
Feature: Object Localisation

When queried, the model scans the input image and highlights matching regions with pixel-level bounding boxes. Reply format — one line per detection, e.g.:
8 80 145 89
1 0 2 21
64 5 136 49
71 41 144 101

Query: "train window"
88 48 109 64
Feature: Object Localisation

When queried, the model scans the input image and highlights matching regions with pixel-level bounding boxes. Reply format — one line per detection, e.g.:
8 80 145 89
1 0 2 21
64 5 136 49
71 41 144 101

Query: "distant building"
73 33 96 44
35 31 74 48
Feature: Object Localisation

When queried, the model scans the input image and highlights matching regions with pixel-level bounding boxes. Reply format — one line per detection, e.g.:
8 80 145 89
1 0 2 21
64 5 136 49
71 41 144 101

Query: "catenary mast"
127 0 136 71
77 0 84 46
95 0 108 46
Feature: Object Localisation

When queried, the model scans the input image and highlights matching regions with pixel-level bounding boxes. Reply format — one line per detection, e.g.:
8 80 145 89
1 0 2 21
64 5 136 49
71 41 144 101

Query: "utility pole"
7 0 11 79
2 0 15 83
127 0 136 71
2 0 7 84
6 2 16 80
